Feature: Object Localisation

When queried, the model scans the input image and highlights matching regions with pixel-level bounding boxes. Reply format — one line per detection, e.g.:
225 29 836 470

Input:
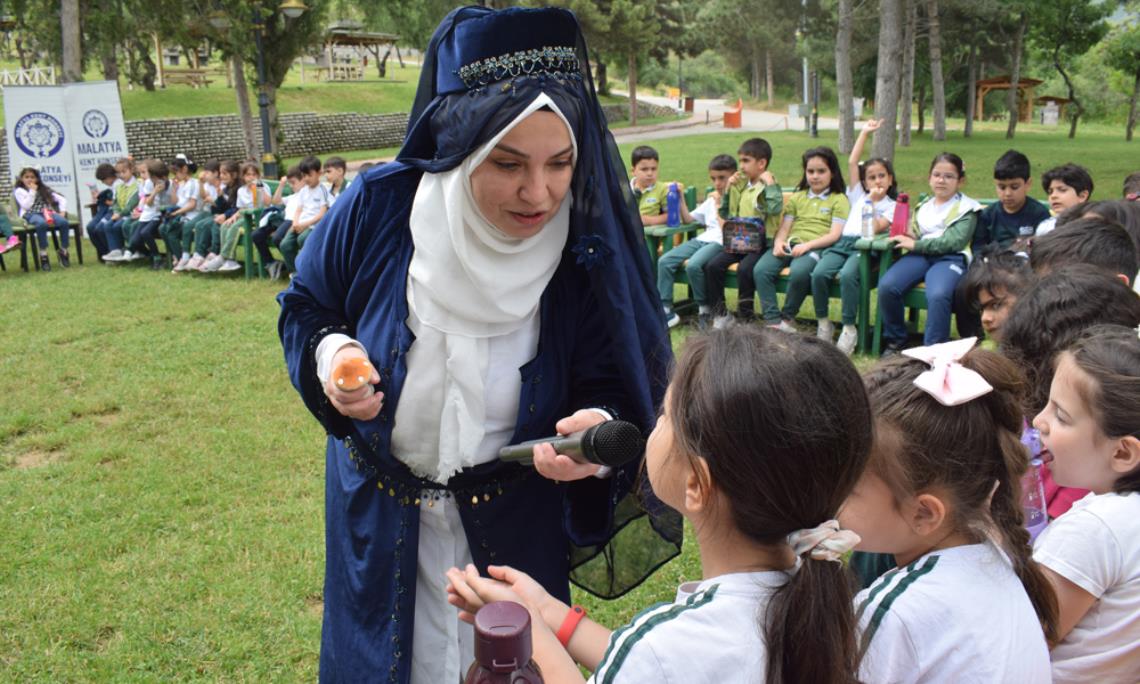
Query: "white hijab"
393 94 577 483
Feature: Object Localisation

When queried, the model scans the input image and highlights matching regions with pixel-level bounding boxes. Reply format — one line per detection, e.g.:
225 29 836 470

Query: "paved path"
344 93 840 175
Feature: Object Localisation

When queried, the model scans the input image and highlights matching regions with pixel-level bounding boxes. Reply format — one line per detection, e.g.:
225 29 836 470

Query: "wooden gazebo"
975 76 1043 123
322 25 400 81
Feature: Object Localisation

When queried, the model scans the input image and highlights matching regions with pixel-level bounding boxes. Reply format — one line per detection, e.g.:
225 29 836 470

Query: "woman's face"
470 111 574 239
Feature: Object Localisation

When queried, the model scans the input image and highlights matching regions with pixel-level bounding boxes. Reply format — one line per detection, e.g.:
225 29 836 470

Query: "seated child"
324 156 348 205
1036 163 1093 236
961 250 1032 345
103 159 143 262
0 205 18 254
279 156 331 276
703 138 783 324
195 160 240 271
756 146 849 335
1030 218 1138 287
1123 170 1139 201
163 155 202 272
204 161 270 273
86 163 118 259
975 150 1051 250
1032 325 1140 684
252 165 304 280
124 159 174 270
178 161 222 272
656 153 735 330
448 326 871 683
1001 265 1140 519
877 153 981 354
13 166 71 271
628 145 694 228
813 119 896 354
843 342 1055 681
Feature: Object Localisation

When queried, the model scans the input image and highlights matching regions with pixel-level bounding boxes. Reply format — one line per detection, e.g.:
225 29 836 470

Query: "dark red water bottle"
889 193 910 238
464 601 544 684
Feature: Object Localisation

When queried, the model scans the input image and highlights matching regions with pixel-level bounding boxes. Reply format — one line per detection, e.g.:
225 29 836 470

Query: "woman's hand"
889 234 916 250
323 346 383 420
446 564 555 626
532 409 607 482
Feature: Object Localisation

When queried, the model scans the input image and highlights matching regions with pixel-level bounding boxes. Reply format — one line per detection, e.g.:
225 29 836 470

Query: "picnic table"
163 68 214 88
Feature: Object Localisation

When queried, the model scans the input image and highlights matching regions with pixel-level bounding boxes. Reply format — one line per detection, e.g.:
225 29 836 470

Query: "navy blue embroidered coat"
277 7 680 683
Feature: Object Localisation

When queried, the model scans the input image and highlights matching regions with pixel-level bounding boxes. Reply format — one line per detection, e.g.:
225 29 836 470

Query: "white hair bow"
902 337 993 406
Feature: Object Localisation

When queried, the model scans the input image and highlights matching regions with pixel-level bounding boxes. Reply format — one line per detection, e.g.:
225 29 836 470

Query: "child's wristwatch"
556 605 587 648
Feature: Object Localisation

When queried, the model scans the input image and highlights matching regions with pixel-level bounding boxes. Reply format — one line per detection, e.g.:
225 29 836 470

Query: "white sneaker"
186 254 205 271
773 320 797 334
665 311 680 328
203 254 225 272
712 314 733 330
219 259 242 272
127 250 145 261
172 254 191 272
118 250 134 262
104 249 123 262
837 325 858 355
817 319 835 342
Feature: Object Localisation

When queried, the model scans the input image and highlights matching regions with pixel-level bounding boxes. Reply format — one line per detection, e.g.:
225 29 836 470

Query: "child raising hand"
449 326 872 683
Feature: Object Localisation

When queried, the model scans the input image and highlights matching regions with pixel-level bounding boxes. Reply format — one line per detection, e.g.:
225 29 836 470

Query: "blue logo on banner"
82 109 110 138
14 112 65 158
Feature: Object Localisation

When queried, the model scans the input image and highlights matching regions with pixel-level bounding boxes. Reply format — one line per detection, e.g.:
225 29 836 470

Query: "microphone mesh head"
584 420 645 467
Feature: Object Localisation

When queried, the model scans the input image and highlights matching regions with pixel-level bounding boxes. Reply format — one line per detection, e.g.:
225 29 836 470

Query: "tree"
1106 24 1140 142
898 0 917 146
871 0 904 160
1004 8 1029 139
925 0 945 141
834 0 854 152
60 0 81 81
1030 0 1110 139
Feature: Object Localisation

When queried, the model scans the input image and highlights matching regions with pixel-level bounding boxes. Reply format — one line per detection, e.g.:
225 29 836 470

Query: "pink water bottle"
464 601 544 684
43 209 55 227
889 193 910 238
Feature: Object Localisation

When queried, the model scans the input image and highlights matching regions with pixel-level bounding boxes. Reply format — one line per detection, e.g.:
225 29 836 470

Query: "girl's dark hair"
239 161 262 179
797 146 846 196
864 349 1059 645
858 157 899 199
963 249 1033 307
219 160 241 205
1001 264 1140 416
1061 325 1140 494
1057 199 1140 248
145 158 168 180
929 152 965 179
170 154 197 175
668 326 870 684
16 167 60 210
202 160 220 174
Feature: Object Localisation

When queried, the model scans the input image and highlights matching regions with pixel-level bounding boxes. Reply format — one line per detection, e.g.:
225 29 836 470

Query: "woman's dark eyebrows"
493 144 573 159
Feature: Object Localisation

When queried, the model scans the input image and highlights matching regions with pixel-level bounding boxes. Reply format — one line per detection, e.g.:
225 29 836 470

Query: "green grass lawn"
1 121 1133 679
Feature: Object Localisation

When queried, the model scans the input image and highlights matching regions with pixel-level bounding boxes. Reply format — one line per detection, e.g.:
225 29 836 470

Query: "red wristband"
556 605 587 648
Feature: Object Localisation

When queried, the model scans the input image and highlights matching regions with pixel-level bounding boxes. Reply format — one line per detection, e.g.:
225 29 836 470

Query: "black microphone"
498 420 645 467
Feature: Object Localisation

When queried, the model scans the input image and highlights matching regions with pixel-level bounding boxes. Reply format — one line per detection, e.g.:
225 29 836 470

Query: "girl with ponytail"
446 325 872 683
841 339 1057 682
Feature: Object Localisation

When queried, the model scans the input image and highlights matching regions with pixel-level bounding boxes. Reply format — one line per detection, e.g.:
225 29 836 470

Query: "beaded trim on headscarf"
456 46 579 89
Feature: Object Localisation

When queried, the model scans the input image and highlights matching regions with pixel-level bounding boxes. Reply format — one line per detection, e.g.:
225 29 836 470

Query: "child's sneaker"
172 254 191 272
186 254 205 271
4 235 19 252
772 320 797 334
664 306 680 328
816 319 834 342
202 254 225 272
104 248 123 261
837 325 859 355
219 259 242 272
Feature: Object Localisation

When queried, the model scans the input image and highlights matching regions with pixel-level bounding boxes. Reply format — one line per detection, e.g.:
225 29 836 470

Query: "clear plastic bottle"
1021 428 1048 541
464 601 544 684
861 200 875 238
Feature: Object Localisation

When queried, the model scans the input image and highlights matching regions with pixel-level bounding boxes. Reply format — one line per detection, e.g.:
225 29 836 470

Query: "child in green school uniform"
703 138 784 324
628 145 694 226
755 147 849 333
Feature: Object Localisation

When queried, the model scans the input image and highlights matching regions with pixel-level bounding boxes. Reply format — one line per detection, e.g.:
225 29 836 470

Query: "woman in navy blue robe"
278 7 680 683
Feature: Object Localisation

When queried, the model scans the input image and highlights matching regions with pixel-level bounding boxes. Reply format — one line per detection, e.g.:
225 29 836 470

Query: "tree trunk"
138 41 156 91
628 51 638 127
926 0 946 141
835 0 855 153
266 80 281 166
871 0 904 160
964 40 977 138
596 55 609 96
100 44 119 81
379 47 391 79
15 34 32 69
232 54 258 160
60 0 82 82
395 45 404 68
1005 11 1028 139
765 49 775 109
899 0 917 146
750 54 760 100
1126 69 1139 142
917 83 926 133
1054 49 1082 139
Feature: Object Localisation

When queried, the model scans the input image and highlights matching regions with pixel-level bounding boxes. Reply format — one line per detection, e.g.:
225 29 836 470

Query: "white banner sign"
4 81 128 226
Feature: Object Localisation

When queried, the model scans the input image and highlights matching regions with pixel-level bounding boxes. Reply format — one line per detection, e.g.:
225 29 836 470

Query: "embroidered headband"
901 337 994 406
456 46 580 90
786 520 861 563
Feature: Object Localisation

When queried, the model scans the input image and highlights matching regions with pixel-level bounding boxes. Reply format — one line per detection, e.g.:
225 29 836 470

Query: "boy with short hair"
1036 163 1094 236
87 163 119 259
1031 218 1138 287
974 150 1051 251
324 156 348 206
254 165 305 280
102 158 140 261
703 137 783 324
962 250 1033 345
628 145 694 227
280 155 330 275
657 154 736 329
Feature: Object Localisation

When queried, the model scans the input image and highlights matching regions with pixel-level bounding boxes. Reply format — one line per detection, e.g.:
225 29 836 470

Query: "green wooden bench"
239 178 294 280
4 200 83 272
